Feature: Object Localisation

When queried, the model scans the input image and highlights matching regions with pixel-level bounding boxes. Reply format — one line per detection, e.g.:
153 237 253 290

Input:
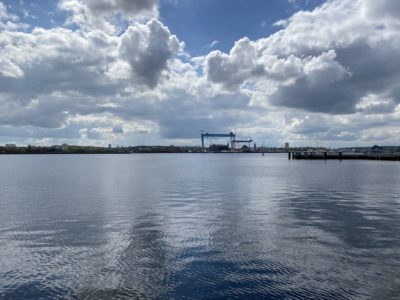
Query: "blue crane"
201 131 236 148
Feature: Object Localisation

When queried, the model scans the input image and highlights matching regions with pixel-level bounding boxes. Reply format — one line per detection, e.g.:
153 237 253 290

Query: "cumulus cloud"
0 27 121 101
270 1 400 113
119 19 182 88
270 50 354 113
206 37 265 90
204 0 400 118
0 18 184 128
59 0 159 33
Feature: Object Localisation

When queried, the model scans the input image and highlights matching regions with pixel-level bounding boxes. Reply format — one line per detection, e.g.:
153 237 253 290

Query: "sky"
0 0 400 148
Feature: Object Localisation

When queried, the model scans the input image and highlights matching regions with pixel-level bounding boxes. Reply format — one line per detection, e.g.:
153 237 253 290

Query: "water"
0 154 399 299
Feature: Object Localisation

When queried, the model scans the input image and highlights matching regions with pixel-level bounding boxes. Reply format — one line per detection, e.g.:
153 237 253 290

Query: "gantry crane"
200 130 236 149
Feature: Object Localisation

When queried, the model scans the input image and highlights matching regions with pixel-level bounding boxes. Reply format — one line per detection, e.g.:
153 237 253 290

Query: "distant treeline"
0 145 206 154
0 144 335 154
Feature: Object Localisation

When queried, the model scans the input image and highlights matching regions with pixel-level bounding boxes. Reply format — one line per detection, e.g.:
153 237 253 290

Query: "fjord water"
0 154 399 299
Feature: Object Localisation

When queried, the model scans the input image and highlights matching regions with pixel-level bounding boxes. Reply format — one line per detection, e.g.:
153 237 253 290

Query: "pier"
290 151 400 161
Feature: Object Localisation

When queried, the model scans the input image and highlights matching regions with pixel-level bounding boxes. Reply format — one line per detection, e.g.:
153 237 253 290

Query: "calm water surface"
0 154 400 299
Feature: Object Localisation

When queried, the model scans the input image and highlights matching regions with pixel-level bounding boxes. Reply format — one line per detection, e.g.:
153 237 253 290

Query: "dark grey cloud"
86 0 159 16
271 40 400 114
108 90 254 139
364 0 400 21
0 93 109 128
0 124 81 140
270 77 359 114
157 89 255 139
112 125 123 133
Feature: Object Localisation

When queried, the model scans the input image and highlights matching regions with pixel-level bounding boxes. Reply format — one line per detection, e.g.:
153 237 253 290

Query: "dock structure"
291 151 400 161
200 131 236 149
232 139 253 150
200 131 256 152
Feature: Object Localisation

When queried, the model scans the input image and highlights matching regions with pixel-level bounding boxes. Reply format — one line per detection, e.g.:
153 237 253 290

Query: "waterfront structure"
200 131 236 149
291 151 400 161
232 139 253 150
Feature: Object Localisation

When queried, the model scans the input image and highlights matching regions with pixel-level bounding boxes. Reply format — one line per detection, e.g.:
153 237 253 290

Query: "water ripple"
0 154 400 299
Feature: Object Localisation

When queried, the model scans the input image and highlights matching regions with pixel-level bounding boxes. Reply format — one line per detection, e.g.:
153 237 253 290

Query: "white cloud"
59 0 159 33
205 0 400 116
206 37 265 90
0 2 30 31
119 19 182 88
0 3 18 21
209 40 219 48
